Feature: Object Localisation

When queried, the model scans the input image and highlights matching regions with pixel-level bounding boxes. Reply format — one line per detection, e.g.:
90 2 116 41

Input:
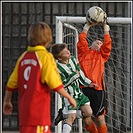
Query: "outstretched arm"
77 22 98 58
104 24 110 35
100 23 112 62
83 22 98 33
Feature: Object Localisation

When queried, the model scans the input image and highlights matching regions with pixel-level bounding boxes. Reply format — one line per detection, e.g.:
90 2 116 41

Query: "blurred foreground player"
3 21 76 133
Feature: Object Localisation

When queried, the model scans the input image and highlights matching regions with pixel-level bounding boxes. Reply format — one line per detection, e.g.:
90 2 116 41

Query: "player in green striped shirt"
51 43 98 133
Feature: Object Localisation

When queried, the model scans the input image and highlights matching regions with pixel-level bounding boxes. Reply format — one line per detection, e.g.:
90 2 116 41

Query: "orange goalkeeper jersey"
77 32 112 90
6 46 64 126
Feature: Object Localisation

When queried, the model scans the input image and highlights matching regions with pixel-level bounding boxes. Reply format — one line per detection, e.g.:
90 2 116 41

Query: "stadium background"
2 1 131 132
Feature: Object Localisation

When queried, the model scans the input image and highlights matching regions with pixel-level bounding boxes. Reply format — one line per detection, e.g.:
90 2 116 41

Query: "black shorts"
82 87 107 116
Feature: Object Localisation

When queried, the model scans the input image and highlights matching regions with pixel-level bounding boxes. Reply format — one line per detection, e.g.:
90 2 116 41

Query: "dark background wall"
2 1 131 131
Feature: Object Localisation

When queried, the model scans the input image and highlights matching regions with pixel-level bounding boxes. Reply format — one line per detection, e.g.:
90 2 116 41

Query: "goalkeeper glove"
83 22 98 31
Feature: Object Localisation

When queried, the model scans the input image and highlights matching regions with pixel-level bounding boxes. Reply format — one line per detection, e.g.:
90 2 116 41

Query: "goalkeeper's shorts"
82 87 107 116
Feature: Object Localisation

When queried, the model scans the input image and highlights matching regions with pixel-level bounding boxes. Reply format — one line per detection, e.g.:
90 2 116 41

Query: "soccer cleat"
54 108 63 126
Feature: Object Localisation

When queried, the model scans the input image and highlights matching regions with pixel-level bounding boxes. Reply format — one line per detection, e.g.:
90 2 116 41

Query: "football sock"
62 123 72 133
97 123 108 133
85 121 98 133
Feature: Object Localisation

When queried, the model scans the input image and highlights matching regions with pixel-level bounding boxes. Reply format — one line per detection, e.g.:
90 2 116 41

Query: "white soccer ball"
86 6 106 23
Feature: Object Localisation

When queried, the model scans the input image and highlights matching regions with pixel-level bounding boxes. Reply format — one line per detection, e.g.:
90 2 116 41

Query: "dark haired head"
50 43 67 59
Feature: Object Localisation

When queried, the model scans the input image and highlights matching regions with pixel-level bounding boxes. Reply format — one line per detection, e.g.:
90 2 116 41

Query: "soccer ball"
86 6 106 23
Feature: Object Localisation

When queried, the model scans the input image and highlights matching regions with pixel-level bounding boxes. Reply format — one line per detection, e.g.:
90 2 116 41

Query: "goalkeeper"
77 17 112 133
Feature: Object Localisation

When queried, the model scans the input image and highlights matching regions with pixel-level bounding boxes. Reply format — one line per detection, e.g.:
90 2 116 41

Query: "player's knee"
83 107 93 118
85 111 92 117
66 113 76 123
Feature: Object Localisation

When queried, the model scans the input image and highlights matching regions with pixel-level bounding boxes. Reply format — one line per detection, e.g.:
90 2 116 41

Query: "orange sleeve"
100 34 112 62
77 32 89 58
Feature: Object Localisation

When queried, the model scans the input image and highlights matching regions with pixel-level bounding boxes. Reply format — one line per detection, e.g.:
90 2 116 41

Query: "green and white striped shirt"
57 56 92 100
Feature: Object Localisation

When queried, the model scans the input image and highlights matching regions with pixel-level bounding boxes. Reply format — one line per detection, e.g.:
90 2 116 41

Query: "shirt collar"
27 46 47 52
